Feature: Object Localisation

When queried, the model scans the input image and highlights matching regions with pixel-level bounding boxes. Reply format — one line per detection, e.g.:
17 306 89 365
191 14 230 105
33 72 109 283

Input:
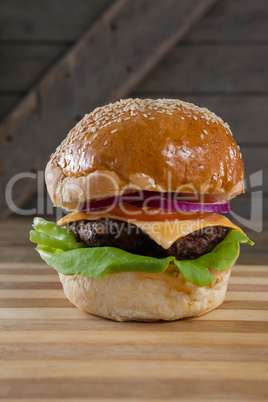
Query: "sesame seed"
117 118 121 123
149 117 155 120
203 130 208 135
200 134 204 139
111 129 117 133
104 140 109 146
212 175 217 181
103 122 111 128
68 99 231 144
182 146 187 152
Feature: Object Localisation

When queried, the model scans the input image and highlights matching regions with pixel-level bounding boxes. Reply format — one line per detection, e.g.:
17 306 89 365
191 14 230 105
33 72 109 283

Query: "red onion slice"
133 199 232 213
80 192 145 211
79 191 232 214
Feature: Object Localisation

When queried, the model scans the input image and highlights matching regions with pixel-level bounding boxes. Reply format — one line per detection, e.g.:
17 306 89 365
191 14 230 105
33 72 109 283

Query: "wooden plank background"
0 0 113 118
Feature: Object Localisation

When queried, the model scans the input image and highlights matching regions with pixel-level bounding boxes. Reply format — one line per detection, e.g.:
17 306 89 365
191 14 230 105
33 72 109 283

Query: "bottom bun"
58 262 235 322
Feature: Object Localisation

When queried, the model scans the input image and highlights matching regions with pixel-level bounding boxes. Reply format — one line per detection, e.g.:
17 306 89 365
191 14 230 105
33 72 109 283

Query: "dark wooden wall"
0 0 113 120
131 0 268 219
0 0 267 220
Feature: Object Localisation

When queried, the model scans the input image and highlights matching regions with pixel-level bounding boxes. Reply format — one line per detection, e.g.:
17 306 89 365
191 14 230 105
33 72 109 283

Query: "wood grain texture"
0 330 267 346
0 344 267 363
0 0 113 119
135 45 268 94
0 379 267 400
2 0 266 42
0 44 67 92
0 94 20 120
0 0 113 41
6 400 267 402
1 318 267 333
1 360 268 380
186 0 268 42
0 259 267 400
0 0 218 218
4 45 268 94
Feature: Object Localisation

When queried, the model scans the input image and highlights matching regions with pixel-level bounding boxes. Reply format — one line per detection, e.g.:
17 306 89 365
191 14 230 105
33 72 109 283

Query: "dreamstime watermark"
5 169 263 232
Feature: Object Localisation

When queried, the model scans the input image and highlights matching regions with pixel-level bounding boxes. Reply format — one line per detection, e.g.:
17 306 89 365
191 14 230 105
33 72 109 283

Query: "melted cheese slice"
58 210 244 250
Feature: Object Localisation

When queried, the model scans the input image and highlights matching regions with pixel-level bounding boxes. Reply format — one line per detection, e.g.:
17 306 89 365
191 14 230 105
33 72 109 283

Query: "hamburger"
30 98 253 321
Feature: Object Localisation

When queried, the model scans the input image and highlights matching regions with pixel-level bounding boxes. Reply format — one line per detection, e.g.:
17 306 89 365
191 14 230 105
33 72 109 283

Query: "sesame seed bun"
58 263 233 322
45 98 244 211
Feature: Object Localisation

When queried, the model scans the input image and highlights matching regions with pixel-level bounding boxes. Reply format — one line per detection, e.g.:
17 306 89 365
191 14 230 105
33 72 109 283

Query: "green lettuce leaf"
30 218 254 287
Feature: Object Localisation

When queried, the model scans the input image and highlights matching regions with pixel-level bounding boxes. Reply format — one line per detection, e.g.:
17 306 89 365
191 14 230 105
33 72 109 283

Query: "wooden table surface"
0 219 268 401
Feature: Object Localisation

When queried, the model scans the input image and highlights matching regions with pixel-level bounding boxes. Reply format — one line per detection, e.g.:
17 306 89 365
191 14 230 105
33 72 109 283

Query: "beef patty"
67 218 227 260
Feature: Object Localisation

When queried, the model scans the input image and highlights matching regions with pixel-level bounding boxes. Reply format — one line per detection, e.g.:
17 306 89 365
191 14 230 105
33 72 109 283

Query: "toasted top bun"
45 98 244 210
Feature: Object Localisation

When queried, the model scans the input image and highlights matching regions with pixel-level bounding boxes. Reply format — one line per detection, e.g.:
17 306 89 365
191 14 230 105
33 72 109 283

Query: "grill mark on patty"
67 219 228 260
